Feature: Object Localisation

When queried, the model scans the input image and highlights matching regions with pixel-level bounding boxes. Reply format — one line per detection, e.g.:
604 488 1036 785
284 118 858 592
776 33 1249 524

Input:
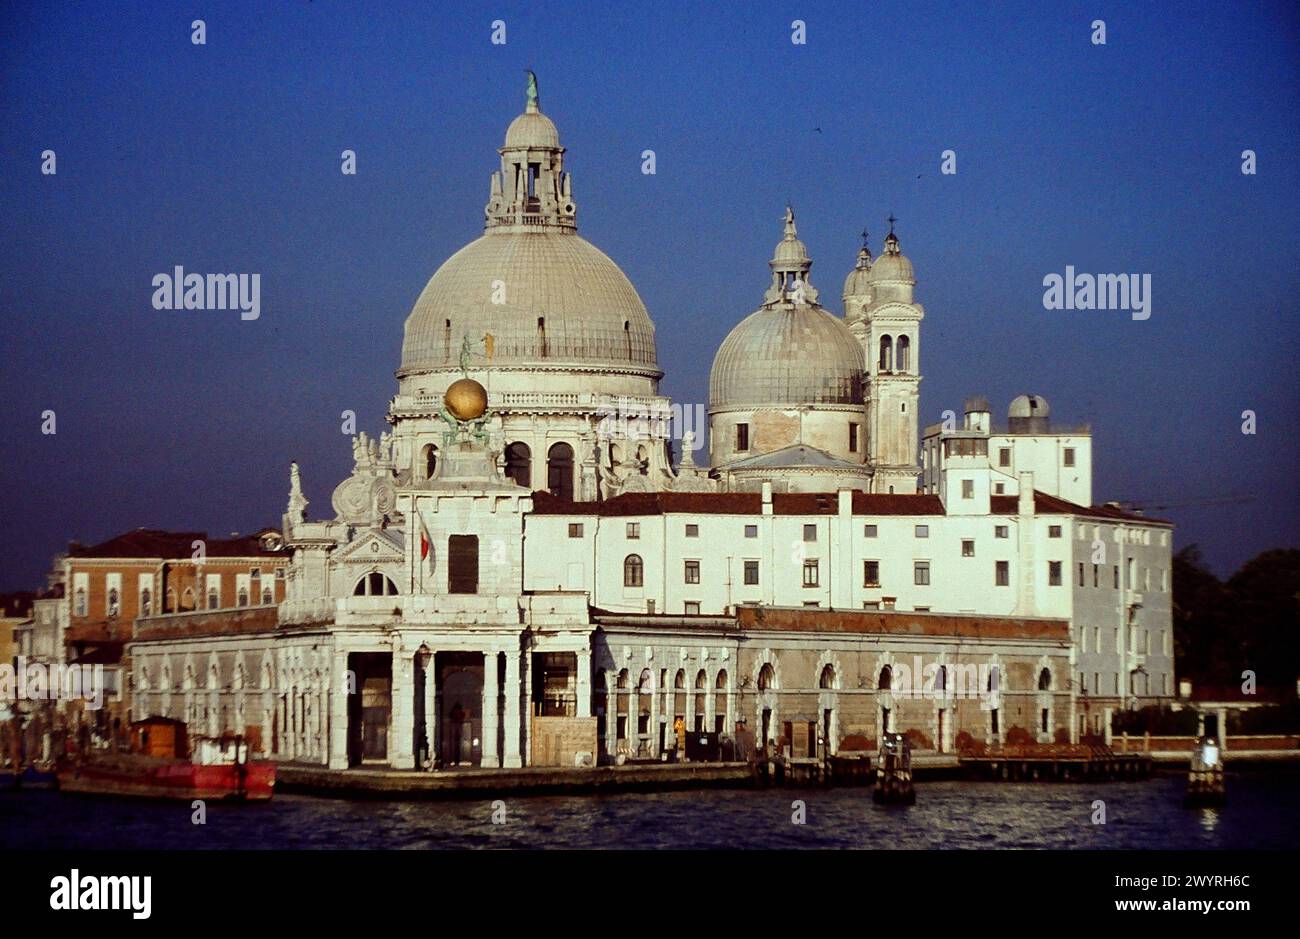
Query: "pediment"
334 529 406 564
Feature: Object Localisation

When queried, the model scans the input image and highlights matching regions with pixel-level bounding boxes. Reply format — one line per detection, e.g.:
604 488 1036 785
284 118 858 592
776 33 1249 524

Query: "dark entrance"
436 651 484 767
347 653 392 767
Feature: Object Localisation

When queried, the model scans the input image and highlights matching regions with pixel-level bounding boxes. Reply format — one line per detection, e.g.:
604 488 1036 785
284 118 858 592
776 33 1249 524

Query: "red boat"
58 717 275 802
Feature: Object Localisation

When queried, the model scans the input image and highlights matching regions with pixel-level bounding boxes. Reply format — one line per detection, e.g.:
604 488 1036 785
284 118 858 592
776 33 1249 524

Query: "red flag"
419 514 431 561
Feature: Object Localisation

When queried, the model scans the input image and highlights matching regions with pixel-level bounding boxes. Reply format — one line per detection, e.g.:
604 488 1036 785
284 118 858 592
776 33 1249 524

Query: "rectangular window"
863 524 877 538
448 534 479 594
914 560 931 586
961 479 974 499
1064 447 1075 467
863 560 880 586
744 524 758 538
863 600 880 611
1077 562 1085 586
684 601 701 615
995 525 1008 539
998 447 1011 467
1080 671 1086 693
802 560 819 587
994 483 1005 494
914 525 929 538
735 423 749 451
250 567 261 579
684 560 700 584
914 606 930 613
1048 561 1062 586
803 524 817 542
995 561 1009 586
1049 525 1062 538
1094 626 1101 651
626 522 640 539
685 524 699 538
743 560 759 585
961 539 975 557
1112 565 1119 589
568 523 583 538
849 423 859 452
1092 563 1099 587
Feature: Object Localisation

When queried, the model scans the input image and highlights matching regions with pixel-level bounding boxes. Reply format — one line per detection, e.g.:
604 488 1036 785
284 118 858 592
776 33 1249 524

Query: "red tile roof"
68 528 288 559
989 492 1171 525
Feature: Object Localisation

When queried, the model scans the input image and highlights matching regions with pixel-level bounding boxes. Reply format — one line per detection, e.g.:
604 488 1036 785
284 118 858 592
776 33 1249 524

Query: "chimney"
837 488 852 517
1018 471 1035 517
761 481 773 516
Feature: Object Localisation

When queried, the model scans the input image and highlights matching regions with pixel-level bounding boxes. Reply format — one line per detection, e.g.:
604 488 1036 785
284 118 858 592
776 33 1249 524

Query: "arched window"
165 588 177 613
140 588 152 616
623 554 643 587
934 665 947 693
757 663 775 691
353 572 399 597
422 443 438 480
261 586 273 604
547 442 574 500
182 588 195 611
878 665 892 690
74 588 87 617
896 335 911 372
674 669 686 689
1038 667 1052 691
879 335 893 371
987 666 1001 693
819 664 836 689
504 442 531 488
237 587 249 607
106 588 119 616
208 588 219 610
715 669 728 691
696 669 708 690
616 668 629 690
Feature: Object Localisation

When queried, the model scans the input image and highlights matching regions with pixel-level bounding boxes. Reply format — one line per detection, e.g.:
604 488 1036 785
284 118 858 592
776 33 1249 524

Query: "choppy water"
2 773 1297 850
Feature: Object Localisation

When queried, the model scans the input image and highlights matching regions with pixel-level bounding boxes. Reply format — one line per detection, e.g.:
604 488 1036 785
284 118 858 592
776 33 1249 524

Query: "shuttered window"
448 535 479 594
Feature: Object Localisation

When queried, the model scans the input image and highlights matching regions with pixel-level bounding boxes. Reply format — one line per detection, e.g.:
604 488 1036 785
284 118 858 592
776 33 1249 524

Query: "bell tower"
859 218 923 494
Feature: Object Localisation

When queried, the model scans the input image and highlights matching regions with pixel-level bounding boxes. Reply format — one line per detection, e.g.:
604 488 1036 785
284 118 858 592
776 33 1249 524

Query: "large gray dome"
399 228 659 377
709 304 865 409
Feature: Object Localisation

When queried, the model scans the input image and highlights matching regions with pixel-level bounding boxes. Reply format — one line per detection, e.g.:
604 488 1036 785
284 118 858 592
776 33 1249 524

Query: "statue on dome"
525 70 539 110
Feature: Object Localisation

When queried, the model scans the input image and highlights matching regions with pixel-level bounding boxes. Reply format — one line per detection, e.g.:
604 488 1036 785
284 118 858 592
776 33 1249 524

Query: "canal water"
2 773 1297 850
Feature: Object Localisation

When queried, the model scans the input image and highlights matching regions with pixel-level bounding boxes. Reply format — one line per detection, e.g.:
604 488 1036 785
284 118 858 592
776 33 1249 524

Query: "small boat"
57 717 274 802
1184 735 1226 808
873 732 915 805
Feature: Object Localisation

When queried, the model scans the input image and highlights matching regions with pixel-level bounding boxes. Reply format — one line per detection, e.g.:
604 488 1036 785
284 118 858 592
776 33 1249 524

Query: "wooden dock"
958 744 1151 782
277 761 757 800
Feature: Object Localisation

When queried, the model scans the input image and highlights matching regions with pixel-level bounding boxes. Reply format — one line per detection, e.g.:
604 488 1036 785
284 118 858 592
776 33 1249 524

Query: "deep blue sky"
1 0 1297 590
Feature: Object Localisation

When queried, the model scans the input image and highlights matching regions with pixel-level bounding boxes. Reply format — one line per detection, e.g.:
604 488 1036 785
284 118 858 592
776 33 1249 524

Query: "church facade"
123 77 1174 770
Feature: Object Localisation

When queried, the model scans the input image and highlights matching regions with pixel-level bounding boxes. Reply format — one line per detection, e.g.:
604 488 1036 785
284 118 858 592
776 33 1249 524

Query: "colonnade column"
328 650 349 770
503 651 522 768
481 651 500 768
390 649 415 769
576 647 592 719
423 652 437 769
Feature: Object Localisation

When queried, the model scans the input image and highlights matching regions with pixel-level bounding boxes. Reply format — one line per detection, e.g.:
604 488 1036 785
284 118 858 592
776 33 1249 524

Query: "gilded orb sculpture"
444 378 488 421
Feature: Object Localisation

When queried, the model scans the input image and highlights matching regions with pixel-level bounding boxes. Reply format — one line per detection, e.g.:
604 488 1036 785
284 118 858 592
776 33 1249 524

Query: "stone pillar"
328 651 349 770
481 650 499 768
390 649 415 769
522 651 533 762
576 647 592 719
503 651 522 768
423 653 437 770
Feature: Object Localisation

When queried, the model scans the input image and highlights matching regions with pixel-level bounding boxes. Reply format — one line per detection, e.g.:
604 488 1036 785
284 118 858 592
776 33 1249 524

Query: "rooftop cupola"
486 71 576 231
867 215 916 304
764 205 819 305
842 227 874 317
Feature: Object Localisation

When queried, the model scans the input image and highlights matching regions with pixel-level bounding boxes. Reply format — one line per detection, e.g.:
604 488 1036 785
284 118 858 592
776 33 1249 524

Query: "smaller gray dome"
1008 394 1051 419
709 305 865 409
505 110 560 150
843 249 872 298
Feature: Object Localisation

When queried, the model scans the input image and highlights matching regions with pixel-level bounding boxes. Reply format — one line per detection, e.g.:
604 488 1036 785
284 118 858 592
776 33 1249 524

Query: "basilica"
122 77 1175 771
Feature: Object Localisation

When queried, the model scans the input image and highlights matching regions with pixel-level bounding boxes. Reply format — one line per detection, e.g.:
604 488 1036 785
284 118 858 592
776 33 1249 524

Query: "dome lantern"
764 205 819 305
